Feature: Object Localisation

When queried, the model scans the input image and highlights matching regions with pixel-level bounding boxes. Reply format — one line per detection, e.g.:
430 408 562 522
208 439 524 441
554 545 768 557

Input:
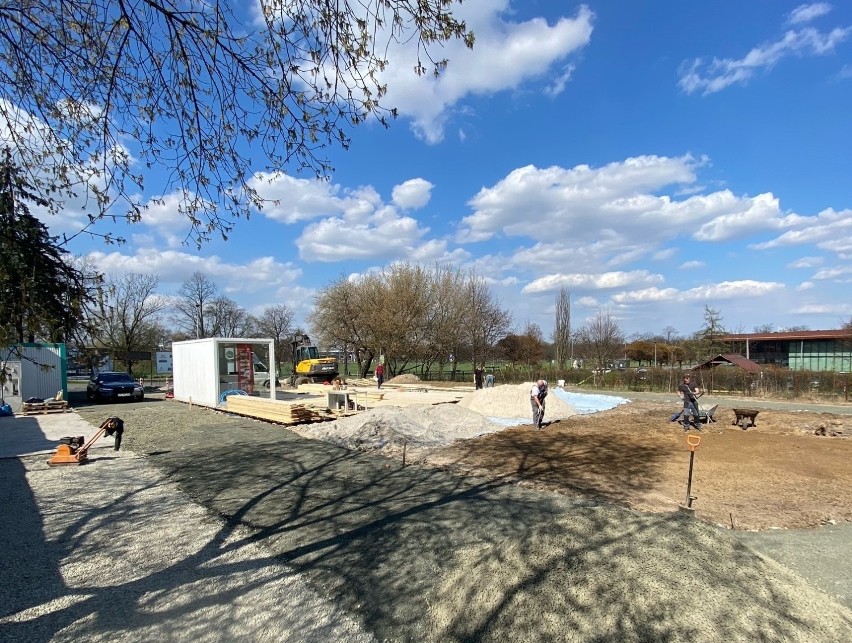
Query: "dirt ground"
422 399 851 531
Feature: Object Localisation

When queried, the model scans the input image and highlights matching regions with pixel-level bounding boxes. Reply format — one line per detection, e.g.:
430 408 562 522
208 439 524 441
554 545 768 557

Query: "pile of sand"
386 373 422 383
458 382 578 422
305 404 502 454
286 383 578 459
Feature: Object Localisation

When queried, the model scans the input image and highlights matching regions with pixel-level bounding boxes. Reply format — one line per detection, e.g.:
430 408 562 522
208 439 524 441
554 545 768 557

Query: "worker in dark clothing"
678 374 701 431
104 416 124 450
474 366 484 390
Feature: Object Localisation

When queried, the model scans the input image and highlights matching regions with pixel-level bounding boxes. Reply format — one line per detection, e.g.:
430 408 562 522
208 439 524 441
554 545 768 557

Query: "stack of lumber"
225 395 332 425
22 400 70 415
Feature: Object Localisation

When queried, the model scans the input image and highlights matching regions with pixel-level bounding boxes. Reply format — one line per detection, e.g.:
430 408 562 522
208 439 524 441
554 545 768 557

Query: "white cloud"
788 3 832 25
576 296 599 308
392 179 434 210
679 14 851 95
243 173 451 264
679 261 705 269
409 241 471 265
375 4 595 143
456 155 807 273
611 287 680 304
787 256 824 268
544 64 576 97
691 192 811 241
611 280 784 304
86 249 304 297
296 215 429 262
794 302 852 315
459 155 703 243
522 270 663 294
811 265 852 280
247 172 358 224
684 280 785 299
751 207 852 256
796 281 815 291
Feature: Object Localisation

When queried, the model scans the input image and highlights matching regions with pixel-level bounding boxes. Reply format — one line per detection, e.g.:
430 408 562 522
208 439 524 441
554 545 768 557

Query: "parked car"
87 372 145 402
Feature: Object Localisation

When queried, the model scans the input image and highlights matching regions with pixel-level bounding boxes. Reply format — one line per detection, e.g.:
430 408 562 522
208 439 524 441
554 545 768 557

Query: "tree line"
309 264 511 379
4 155 849 379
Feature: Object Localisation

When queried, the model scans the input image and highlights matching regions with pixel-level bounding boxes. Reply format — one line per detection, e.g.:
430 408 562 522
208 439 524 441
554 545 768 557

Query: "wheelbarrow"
732 408 759 430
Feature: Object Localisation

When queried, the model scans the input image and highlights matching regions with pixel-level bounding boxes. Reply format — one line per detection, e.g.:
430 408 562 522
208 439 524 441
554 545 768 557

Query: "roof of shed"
694 353 763 373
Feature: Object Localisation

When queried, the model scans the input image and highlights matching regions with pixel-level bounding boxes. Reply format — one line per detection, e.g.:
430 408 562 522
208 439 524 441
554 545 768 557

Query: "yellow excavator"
289 333 339 385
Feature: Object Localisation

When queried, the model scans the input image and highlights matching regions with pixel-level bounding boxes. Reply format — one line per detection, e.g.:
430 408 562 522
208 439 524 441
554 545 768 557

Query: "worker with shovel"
531 379 548 429
678 374 702 431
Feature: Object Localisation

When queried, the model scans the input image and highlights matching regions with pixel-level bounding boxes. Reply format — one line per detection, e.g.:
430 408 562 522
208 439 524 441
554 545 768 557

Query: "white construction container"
172 338 276 408
0 343 67 412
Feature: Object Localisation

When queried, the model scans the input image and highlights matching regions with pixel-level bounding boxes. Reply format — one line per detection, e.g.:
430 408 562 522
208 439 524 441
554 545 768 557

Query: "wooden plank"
225 396 332 425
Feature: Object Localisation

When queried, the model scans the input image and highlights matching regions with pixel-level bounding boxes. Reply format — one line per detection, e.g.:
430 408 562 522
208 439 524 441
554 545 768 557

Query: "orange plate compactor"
47 416 124 467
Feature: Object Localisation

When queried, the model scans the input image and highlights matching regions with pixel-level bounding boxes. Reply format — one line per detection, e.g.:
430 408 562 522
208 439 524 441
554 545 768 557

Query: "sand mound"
387 373 421 383
458 383 578 421
285 382 577 460
294 404 507 456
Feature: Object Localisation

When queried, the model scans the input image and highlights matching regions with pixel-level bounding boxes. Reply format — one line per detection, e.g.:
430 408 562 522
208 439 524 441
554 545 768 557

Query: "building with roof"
694 354 763 373
721 329 852 372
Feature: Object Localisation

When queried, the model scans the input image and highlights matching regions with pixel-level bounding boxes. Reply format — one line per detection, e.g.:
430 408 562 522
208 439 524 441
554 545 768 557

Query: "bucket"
557 379 565 387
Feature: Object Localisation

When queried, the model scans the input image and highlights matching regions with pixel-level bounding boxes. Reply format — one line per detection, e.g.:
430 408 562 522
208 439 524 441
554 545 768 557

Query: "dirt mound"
458 383 578 421
294 404 507 459
387 373 421 384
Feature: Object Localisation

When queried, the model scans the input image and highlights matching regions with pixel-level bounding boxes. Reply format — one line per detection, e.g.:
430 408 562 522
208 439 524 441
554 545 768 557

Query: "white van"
251 354 279 388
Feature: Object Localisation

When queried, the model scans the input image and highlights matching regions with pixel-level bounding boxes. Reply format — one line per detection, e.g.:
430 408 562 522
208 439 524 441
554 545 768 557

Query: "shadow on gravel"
1 452 362 642
0 459 67 624
146 429 852 642
432 422 675 502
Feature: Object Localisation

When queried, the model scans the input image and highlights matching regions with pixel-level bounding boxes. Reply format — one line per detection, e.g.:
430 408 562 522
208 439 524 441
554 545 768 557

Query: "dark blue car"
87 372 145 402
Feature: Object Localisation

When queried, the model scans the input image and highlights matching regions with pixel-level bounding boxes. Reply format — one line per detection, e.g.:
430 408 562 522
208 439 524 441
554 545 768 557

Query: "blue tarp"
551 388 629 414
486 388 628 425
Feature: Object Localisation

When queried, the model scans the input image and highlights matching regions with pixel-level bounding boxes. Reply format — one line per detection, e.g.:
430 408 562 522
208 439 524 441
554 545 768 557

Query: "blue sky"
36 2 852 338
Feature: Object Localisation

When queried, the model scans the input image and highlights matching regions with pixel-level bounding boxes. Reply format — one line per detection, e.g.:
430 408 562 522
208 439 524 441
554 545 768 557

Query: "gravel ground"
2 394 851 642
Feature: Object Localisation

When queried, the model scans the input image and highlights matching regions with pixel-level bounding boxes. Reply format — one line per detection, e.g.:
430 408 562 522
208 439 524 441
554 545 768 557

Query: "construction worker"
678 374 702 431
530 379 547 429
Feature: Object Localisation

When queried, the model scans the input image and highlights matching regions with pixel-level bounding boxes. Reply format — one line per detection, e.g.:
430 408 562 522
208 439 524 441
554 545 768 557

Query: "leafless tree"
578 309 625 370
465 273 512 368
311 263 511 379
254 304 295 373
0 1 473 244
175 272 218 338
695 304 726 361
310 276 376 377
207 296 252 338
521 323 547 372
424 264 468 378
98 273 167 373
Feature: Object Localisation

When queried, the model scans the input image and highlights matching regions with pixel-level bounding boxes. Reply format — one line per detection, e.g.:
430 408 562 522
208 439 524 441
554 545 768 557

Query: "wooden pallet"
22 401 71 415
